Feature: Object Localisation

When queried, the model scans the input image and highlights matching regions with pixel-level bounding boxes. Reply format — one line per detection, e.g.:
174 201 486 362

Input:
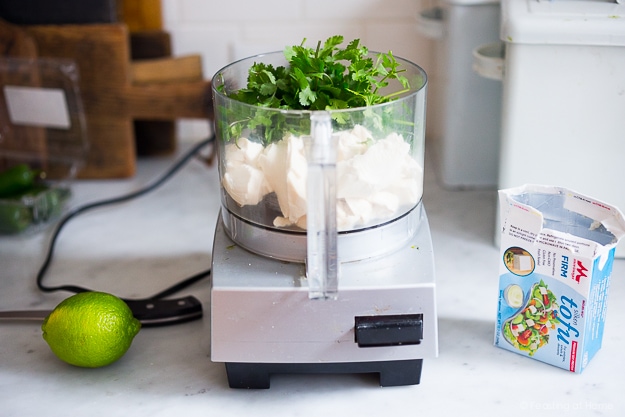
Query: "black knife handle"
123 296 203 327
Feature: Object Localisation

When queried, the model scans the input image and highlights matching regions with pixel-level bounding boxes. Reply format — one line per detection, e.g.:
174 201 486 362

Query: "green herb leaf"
217 36 414 144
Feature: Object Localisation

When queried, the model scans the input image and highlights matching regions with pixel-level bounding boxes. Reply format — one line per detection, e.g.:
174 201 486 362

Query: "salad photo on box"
501 280 559 357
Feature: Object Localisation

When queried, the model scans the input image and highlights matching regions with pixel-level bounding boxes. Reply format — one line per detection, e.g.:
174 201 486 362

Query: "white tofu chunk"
222 138 271 206
222 125 424 231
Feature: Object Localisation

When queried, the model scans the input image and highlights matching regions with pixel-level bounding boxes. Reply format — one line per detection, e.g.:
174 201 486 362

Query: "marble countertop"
1 141 623 417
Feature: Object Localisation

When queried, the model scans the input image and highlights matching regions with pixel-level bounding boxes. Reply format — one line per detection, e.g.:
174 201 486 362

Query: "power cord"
36 134 216 304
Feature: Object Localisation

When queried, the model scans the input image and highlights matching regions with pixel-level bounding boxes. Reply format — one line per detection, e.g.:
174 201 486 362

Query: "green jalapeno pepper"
0 164 37 198
0 165 69 234
0 201 33 234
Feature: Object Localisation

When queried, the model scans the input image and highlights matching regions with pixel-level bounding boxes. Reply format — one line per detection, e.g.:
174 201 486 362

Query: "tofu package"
494 184 625 373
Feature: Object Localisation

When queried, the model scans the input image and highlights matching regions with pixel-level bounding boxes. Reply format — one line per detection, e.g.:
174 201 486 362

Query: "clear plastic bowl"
212 51 427 261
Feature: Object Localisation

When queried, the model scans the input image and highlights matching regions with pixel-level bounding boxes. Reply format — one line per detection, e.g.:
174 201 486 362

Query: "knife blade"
0 295 203 327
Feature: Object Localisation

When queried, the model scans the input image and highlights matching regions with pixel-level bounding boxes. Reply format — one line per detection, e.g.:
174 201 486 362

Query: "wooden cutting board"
121 0 178 156
130 31 176 157
24 23 212 178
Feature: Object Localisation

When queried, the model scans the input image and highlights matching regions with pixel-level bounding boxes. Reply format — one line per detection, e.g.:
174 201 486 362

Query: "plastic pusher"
306 112 339 299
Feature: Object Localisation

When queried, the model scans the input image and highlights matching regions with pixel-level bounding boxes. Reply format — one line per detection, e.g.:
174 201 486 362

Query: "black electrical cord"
36 134 216 301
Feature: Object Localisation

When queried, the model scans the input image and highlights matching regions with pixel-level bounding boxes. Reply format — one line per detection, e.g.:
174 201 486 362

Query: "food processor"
210 51 438 388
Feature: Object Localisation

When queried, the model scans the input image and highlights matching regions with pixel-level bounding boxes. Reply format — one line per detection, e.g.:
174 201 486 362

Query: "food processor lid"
501 0 625 46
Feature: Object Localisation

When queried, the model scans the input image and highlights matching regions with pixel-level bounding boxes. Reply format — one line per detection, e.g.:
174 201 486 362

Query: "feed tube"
306 112 339 299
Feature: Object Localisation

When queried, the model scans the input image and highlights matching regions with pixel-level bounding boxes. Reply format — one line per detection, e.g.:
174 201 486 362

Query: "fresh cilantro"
216 36 414 144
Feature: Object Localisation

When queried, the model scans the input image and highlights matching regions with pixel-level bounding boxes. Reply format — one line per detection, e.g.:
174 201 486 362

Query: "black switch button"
355 314 423 347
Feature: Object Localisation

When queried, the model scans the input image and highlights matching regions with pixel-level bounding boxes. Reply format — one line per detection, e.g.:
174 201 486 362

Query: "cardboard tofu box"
495 185 625 372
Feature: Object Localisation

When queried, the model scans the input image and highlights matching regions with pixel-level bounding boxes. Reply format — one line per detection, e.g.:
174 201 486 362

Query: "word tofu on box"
495 184 625 373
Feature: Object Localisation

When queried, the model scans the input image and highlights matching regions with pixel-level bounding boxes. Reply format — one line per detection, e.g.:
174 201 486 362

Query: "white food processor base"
210 205 438 389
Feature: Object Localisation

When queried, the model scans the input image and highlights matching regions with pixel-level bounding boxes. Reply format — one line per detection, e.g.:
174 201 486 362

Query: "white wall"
160 0 437 139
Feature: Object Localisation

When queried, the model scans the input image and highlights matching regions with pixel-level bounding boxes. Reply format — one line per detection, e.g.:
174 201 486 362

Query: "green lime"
41 292 141 368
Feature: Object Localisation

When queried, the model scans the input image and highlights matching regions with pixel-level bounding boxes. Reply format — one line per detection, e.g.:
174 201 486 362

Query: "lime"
41 292 141 368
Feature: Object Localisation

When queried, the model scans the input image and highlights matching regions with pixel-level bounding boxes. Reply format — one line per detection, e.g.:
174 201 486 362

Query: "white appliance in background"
474 0 625 258
417 0 502 189
473 0 625 257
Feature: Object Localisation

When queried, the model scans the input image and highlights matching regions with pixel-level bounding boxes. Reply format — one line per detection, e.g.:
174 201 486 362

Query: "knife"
0 295 203 327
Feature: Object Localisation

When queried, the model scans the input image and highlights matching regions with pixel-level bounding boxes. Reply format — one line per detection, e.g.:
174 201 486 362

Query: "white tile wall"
162 0 435 77
160 0 438 139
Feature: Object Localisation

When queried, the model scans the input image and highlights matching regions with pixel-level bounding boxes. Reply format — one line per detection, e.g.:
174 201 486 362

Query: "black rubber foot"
225 359 423 389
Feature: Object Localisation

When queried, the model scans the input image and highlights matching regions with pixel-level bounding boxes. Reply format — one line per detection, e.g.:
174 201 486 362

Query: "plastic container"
417 0 502 188
0 58 87 234
212 51 428 265
494 0 625 256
